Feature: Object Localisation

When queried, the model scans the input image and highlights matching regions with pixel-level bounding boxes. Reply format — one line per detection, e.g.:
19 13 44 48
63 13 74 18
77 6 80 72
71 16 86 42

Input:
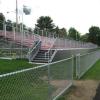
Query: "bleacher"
0 24 98 62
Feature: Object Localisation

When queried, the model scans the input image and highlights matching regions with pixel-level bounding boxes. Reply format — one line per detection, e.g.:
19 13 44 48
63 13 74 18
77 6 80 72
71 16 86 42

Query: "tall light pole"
16 0 18 32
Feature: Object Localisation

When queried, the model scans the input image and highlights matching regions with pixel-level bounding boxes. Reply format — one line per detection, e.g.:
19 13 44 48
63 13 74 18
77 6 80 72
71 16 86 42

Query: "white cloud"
0 0 100 34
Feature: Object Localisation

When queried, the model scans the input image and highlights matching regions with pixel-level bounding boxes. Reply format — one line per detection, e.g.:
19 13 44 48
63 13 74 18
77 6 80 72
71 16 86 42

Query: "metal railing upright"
28 40 41 62
45 38 57 63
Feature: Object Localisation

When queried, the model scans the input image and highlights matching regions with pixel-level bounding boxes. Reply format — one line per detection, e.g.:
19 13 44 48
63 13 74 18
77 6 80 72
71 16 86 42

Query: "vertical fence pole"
78 53 80 79
47 62 52 100
13 27 15 41
72 55 74 84
76 54 80 79
4 23 6 38
75 54 78 78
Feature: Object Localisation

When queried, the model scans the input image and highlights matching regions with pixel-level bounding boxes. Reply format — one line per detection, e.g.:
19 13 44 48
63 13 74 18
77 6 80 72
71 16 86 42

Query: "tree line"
0 13 100 46
0 13 32 33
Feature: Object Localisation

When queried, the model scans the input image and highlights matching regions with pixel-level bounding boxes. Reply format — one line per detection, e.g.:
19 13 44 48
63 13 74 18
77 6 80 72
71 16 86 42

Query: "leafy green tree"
88 26 100 45
12 22 27 32
68 27 80 40
27 27 33 34
34 26 39 34
60 28 67 37
54 26 67 37
6 20 13 31
80 33 88 42
0 13 5 30
54 26 60 37
35 16 55 31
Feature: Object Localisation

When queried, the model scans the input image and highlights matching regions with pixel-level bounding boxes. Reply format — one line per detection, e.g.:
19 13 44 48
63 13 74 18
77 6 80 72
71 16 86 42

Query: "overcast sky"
0 0 100 34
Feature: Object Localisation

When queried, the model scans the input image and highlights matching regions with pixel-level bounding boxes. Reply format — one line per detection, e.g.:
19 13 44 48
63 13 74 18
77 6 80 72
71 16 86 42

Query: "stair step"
35 56 51 58
32 59 49 63
36 53 51 56
38 50 48 52
36 53 46 55
34 57 50 60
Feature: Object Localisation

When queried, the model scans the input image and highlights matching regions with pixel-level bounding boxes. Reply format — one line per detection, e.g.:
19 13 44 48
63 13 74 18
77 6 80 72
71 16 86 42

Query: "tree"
88 26 100 45
68 27 80 40
54 26 67 38
35 16 55 31
27 27 33 34
0 13 5 30
12 22 27 32
34 26 39 34
60 28 67 37
80 33 88 42
6 20 13 31
55 26 59 34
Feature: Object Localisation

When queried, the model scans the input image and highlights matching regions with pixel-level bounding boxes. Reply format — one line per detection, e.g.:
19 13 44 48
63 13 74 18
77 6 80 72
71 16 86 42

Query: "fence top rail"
0 64 47 78
77 49 100 57
0 56 73 78
49 56 73 65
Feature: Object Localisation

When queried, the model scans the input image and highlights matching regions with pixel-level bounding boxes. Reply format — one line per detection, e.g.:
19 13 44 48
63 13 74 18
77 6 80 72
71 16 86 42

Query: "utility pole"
16 0 18 32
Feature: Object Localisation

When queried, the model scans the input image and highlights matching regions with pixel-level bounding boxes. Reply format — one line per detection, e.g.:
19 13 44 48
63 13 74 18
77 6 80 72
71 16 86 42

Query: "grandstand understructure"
0 29 98 63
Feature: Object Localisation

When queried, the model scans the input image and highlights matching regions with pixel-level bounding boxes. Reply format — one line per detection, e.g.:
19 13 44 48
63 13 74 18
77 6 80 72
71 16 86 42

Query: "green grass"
81 59 100 80
0 67 49 100
0 59 48 100
0 58 72 100
0 59 39 74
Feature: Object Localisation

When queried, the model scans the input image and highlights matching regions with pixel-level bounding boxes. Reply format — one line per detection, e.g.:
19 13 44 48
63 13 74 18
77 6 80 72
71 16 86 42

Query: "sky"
0 0 100 34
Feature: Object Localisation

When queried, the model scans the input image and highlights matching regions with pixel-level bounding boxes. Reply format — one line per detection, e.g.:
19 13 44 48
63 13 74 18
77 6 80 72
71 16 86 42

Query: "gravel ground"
66 80 100 100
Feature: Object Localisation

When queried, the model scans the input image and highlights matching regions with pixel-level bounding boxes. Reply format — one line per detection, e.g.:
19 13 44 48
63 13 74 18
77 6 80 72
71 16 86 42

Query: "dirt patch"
50 80 69 87
66 80 100 100
50 80 70 97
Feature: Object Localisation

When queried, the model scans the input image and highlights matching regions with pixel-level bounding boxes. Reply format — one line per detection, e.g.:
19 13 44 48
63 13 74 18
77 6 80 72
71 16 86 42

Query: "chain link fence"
0 57 73 100
76 49 100 79
53 38 98 49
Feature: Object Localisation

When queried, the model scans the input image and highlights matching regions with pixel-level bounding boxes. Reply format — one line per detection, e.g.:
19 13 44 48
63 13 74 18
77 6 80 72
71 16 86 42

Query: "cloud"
1 0 100 34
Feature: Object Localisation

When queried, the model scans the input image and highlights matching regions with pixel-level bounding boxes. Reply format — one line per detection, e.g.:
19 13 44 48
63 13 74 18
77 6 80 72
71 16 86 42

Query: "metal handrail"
49 49 57 62
45 38 57 62
28 40 41 62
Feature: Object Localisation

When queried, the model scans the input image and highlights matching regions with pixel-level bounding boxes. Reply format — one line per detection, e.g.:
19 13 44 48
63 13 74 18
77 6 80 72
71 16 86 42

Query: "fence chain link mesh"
76 50 100 79
0 57 73 100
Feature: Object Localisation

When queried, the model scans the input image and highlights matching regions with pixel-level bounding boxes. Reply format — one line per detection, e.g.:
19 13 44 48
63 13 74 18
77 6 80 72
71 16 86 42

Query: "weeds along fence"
0 57 73 100
76 49 100 79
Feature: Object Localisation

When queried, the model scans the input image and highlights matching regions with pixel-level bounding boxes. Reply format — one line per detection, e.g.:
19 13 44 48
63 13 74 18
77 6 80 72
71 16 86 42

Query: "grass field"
0 58 72 100
81 59 100 80
0 59 49 100
0 66 49 100
0 59 38 75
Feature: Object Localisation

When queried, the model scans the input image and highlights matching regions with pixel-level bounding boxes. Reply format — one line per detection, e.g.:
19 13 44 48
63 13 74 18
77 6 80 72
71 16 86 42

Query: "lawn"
0 59 39 75
0 59 49 100
81 59 100 80
0 58 72 100
0 66 49 100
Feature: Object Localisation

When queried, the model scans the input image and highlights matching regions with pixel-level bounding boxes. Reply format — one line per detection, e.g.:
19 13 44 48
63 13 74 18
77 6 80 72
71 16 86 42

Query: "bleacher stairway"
32 49 55 63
